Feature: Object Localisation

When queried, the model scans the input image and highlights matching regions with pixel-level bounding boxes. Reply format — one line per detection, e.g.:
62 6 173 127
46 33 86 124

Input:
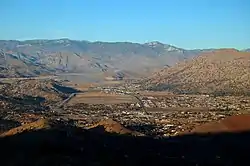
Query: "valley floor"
1 78 250 165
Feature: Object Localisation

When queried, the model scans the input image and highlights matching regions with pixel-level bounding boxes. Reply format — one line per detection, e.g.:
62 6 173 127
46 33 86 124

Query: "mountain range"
0 39 249 81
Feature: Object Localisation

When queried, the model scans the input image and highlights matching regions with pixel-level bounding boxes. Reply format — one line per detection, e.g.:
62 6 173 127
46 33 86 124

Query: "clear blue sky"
0 0 249 49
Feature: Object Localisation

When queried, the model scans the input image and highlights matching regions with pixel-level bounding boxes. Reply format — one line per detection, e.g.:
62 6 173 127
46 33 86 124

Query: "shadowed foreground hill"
144 49 250 95
1 119 250 166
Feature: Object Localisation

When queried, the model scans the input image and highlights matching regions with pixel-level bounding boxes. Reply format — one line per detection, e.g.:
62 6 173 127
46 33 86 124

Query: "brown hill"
0 79 79 112
144 49 250 95
1 117 250 165
190 114 250 134
0 79 65 103
0 119 50 137
87 119 144 136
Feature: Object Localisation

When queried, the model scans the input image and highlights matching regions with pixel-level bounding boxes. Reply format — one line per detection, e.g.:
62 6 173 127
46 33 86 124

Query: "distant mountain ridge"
0 39 248 81
242 48 250 52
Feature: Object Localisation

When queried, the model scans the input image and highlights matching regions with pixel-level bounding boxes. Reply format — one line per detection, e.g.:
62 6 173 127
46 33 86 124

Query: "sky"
0 0 249 49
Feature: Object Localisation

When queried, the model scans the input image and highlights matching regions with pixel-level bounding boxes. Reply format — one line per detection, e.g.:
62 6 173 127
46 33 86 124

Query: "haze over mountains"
243 49 250 52
0 39 249 82
0 39 214 78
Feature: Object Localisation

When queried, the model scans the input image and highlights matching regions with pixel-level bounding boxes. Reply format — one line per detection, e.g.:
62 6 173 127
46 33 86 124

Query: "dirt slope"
144 49 250 95
191 114 250 134
0 119 50 137
87 119 143 136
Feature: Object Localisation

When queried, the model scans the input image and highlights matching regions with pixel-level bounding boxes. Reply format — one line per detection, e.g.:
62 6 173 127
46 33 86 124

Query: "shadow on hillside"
1 124 250 166
0 95 48 113
0 94 45 105
125 124 159 136
0 119 21 133
52 83 81 94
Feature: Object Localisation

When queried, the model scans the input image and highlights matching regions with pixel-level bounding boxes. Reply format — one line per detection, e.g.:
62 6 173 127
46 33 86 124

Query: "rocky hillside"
0 79 80 112
0 51 55 77
0 39 207 79
144 49 250 95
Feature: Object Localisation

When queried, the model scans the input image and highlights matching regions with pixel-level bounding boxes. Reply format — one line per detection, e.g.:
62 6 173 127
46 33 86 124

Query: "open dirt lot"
67 92 138 105
64 80 124 91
